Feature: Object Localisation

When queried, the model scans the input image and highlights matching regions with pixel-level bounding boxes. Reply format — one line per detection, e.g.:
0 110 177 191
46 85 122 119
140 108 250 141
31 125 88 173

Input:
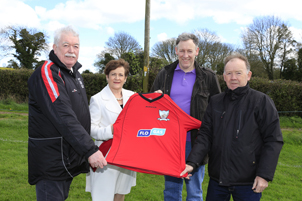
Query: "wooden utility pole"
143 0 150 92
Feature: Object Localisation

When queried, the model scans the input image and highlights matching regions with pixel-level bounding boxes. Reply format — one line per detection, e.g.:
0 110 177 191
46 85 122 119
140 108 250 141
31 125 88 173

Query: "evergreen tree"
94 53 115 74
0 26 48 69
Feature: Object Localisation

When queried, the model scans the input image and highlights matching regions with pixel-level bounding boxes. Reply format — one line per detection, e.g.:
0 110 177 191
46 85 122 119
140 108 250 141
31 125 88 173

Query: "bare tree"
151 38 177 63
102 31 141 58
195 28 220 67
241 16 295 80
151 29 235 72
278 33 297 78
237 49 268 78
207 42 235 70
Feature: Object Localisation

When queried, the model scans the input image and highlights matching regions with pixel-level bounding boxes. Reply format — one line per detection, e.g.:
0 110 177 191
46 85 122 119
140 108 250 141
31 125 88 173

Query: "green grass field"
0 101 301 200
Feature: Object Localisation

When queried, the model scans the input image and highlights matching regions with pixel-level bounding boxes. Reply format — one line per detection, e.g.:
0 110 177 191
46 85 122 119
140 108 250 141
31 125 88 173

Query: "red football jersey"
106 93 201 178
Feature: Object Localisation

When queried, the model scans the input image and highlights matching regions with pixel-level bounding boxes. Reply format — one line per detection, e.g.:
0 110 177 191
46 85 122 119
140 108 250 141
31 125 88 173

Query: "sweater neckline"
138 93 164 103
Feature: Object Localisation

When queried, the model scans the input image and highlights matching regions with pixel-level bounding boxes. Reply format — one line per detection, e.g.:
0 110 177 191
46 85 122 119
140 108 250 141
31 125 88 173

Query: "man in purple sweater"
151 32 221 201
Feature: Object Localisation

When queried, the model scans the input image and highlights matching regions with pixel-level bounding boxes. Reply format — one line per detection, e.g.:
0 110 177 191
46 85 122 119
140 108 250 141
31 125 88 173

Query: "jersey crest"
158 110 170 121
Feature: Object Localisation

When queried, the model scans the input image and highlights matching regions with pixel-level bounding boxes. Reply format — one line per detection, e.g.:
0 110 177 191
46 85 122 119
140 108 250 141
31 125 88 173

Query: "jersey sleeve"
163 94 201 130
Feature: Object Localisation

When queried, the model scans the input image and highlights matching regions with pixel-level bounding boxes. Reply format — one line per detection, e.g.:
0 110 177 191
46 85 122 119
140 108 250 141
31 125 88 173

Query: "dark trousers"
36 178 73 201
206 179 262 201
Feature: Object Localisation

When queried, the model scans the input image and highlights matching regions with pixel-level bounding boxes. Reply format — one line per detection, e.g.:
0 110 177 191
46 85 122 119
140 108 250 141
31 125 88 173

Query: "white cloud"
2 0 302 30
218 34 227 43
35 0 145 29
290 27 302 43
152 0 195 24
152 0 302 25
78 46 104 73
157 33 168 41
44 21 66 37
0 57 12 67
106 27 115 35
0 0 40 28
35 6 47 19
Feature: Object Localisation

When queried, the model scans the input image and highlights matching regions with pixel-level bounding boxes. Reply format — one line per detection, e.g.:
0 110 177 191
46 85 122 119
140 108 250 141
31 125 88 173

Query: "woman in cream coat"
86 59 136 201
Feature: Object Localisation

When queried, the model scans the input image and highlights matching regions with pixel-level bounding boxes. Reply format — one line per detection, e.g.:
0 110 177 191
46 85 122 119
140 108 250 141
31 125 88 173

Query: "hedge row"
0 69 148 102
0 69 34 102
1 69 302 115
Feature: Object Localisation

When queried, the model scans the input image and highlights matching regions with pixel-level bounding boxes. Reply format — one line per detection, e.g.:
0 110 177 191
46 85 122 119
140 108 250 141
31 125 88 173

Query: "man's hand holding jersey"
88 150 107 169
180 164 193 179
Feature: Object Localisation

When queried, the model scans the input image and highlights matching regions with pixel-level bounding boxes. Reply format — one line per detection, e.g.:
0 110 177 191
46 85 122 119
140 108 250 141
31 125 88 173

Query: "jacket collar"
49 50 82 74
225 83 250 100
101 85 131 114
165 60 202 74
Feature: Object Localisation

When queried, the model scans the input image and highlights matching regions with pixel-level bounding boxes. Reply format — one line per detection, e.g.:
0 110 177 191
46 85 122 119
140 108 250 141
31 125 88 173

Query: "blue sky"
1 0 302 73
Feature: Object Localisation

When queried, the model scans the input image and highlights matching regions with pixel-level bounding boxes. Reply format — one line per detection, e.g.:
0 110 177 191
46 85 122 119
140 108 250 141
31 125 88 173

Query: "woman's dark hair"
104 59 130 76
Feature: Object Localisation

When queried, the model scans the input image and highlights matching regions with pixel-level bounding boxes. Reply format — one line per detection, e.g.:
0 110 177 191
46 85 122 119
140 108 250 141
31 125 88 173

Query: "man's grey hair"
54 25 79 46
176 32 199 49
223 52 251 73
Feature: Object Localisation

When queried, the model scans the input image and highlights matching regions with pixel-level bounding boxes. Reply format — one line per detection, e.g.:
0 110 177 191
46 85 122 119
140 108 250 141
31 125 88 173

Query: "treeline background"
1 15 302 116
1 15 302 82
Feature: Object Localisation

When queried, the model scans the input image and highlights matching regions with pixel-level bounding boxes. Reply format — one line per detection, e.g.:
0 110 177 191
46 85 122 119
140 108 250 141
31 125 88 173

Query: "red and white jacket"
27 50 98 185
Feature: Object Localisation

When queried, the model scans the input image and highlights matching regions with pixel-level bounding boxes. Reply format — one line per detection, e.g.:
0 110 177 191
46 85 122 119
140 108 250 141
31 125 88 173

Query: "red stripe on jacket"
58 69 65 85
41 61 60 102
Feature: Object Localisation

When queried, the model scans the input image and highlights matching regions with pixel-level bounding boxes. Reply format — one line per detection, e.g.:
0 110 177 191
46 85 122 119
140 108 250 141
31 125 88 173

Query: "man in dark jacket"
181 53 283 201
27 25 107 201
151 33 221 201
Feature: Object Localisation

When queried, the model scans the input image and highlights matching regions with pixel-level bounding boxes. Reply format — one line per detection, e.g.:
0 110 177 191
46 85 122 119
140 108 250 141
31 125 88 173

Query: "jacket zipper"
221 111 226 119
236 110 242 138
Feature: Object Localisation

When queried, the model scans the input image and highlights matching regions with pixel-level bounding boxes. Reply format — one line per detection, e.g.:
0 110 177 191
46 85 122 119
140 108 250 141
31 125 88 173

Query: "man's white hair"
54 25 79 46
